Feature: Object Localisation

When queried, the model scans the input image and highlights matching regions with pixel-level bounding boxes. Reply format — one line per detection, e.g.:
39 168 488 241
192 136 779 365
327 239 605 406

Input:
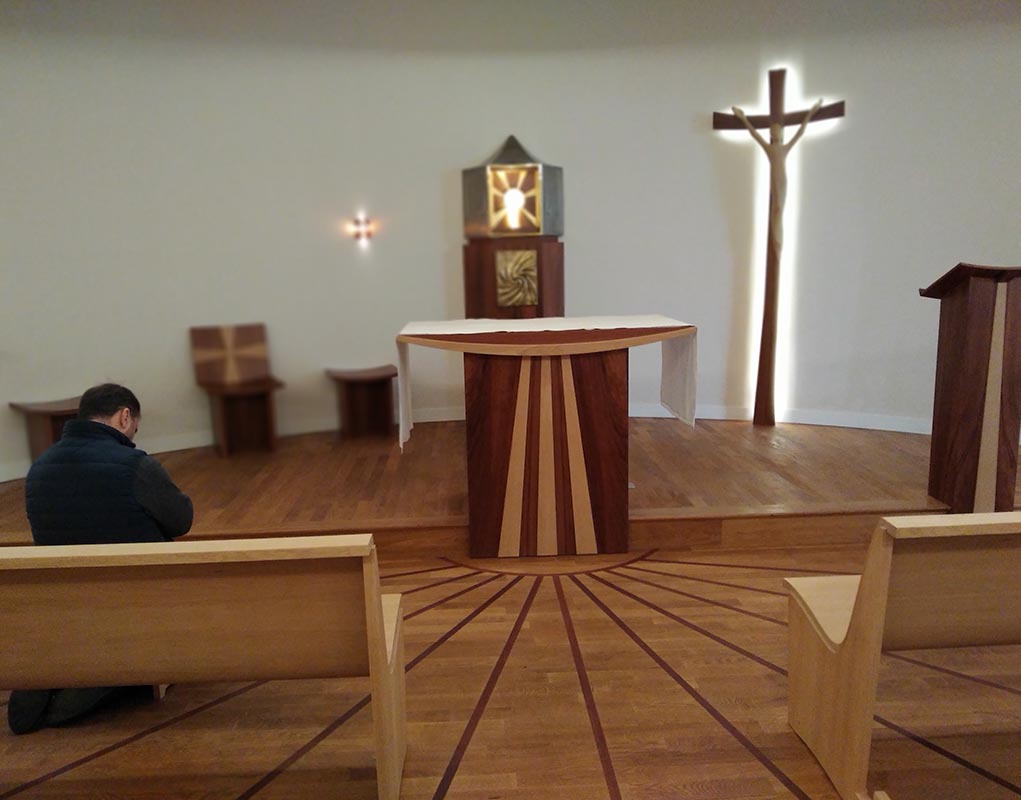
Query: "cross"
191 326 270 385
349 212 374 241
713 69 845 426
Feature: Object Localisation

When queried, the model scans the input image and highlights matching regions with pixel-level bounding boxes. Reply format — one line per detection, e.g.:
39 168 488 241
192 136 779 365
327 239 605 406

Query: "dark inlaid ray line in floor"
553 575 622 800
606 568 786 625
886 652 1021 696
0 682 266 800
587 571 784 674
234 695 372 800
404 573 505 620
586 570 1021 794
875 715 1021 795
406 576 522 672
621 563 788 596
645 557 848 575
432 576 543 800
402 569 485 595
381 563 461 580
569 574 815 800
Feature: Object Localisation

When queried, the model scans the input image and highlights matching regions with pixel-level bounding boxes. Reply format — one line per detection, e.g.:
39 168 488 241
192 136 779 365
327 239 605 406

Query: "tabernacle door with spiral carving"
463 235 564 319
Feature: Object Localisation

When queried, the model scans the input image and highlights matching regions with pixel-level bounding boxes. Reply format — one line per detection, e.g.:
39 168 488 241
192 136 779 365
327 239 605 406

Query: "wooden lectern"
921 263 1021 512
189 323 284 457
397 317 696 558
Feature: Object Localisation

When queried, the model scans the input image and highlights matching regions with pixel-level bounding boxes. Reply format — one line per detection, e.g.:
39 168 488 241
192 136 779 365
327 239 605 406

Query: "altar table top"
396 315 697 446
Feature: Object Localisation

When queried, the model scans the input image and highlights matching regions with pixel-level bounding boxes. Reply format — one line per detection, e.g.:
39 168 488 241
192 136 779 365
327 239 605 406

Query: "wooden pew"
784 512 1021 800
0 533 406 800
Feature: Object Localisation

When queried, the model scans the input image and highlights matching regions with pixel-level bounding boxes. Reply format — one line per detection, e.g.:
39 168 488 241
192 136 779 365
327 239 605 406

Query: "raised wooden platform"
0 419 952 553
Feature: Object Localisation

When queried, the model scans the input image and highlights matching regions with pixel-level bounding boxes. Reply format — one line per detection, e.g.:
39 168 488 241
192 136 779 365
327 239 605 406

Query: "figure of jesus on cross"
714 69 845 425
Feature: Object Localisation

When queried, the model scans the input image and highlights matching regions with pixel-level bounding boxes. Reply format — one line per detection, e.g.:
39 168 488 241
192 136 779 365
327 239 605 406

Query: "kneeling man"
8 383 193 734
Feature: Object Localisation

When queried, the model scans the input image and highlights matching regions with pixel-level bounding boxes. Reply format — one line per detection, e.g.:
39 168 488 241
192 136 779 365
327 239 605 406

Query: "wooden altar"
397 316 696 557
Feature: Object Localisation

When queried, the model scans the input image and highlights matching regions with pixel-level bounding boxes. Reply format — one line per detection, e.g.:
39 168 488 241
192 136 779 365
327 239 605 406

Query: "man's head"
78 383 141 440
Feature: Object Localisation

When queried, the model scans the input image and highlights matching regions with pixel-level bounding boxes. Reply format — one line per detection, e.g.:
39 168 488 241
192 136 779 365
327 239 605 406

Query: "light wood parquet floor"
0 419 949 542
1 420 1018 798
1 546 1018 799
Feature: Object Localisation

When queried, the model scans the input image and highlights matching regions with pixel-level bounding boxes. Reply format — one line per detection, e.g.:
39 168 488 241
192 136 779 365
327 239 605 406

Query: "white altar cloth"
396 315 697 447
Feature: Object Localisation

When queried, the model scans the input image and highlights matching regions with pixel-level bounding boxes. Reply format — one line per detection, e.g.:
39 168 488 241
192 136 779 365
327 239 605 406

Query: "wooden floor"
0 419 949 549
1 420 1018 799
1 545 1019 799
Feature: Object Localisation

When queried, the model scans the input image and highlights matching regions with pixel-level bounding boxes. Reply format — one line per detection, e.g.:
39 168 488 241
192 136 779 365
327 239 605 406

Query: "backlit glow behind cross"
714 68 845 426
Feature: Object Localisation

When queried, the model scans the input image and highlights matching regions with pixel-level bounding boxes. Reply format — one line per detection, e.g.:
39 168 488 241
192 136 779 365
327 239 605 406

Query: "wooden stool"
9 397 81 460
325 365 397 438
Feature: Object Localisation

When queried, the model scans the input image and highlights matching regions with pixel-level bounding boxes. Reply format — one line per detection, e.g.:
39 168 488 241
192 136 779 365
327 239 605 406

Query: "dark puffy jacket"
25 420 192 545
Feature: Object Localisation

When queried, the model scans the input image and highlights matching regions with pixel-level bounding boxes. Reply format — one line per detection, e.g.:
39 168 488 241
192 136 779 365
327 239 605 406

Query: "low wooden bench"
325 365 398 438
784 512 1021 800
8 396 80 460
0 533 406 800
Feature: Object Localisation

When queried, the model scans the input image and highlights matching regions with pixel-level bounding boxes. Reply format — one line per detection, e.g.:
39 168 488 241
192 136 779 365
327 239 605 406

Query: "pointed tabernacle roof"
462 135 564 238
485 135 540 165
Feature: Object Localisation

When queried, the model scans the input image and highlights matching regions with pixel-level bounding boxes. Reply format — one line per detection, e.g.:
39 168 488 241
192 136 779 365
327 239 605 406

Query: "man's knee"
7 686 122 735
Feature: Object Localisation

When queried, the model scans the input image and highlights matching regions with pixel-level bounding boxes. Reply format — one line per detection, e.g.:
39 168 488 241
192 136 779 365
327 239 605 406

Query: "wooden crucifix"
714 69 845 425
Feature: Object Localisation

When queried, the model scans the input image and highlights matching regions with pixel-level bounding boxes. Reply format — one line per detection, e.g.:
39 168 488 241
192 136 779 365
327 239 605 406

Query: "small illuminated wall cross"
714 69 845 426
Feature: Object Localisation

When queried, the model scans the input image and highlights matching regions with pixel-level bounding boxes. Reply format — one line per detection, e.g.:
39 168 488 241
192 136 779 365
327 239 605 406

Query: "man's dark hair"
77 384 141 420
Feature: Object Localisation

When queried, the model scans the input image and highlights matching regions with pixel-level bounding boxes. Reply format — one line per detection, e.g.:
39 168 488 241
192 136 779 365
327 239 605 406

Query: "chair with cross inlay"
188 323 284 456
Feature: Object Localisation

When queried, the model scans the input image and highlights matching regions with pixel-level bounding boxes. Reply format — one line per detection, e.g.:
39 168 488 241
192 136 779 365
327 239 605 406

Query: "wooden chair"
784 512 1021 800
189 323 284 456
0 533 406 800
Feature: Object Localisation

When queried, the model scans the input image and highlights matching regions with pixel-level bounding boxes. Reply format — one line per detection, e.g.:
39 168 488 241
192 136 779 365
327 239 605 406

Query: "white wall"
2 1 1019 479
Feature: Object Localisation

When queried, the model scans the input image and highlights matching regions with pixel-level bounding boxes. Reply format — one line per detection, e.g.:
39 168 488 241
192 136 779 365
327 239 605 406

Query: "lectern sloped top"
919 263 1021 299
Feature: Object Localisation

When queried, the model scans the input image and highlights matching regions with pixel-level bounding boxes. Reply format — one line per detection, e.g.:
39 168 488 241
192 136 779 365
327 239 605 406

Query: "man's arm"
134 457 194 540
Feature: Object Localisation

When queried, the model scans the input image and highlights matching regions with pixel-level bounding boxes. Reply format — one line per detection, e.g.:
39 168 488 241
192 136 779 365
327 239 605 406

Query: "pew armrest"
785 575 860 647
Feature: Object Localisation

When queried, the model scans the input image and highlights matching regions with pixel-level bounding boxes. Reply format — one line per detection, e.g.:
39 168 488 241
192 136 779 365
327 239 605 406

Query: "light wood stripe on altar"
498 359 533 557
561 357 598 554
536 357 558 556
975 281 1007 512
